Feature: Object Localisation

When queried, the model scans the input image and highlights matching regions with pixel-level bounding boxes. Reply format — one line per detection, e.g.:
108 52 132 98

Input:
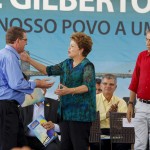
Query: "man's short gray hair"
102 74 117 84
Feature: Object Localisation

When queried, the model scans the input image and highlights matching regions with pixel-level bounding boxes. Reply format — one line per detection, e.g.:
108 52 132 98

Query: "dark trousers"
0 100 26 150
60 121 91 150
26 136 61 150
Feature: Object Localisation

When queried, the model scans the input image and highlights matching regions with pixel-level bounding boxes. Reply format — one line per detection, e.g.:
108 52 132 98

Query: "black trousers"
0 100 26 150
26 136 61 150
60 120 91 150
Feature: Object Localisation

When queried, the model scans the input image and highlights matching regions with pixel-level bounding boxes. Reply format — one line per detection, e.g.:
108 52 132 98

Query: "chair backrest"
110 112 135 144
89 111 101 143
123 97 136 106
122 97 129 104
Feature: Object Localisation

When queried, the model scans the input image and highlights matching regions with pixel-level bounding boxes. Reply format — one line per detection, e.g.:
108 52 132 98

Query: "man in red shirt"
127 29 150 150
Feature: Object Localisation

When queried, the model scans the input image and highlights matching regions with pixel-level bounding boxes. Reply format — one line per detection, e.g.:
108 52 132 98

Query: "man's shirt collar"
5 45 20 60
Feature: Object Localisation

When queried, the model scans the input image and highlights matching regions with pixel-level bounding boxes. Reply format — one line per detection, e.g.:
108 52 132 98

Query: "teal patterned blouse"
46 58 96 122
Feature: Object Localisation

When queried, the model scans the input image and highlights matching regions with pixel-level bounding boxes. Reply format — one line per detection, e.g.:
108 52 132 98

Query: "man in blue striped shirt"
0 26 53 150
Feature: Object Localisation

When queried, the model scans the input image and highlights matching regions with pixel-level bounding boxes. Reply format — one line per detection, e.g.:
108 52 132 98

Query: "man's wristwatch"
128 101 134 105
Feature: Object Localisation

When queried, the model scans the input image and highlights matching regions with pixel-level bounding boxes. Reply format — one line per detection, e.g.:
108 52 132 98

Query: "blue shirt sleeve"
4 51 36 94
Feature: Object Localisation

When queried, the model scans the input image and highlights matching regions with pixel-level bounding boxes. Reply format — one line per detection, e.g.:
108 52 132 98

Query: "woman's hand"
20 51 30 62
55 84 70 96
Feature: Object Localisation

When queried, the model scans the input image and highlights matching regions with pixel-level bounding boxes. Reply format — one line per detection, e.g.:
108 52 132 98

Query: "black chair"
89 111 101 150
123 97 136 106
110 112 135 150
122 97 129 104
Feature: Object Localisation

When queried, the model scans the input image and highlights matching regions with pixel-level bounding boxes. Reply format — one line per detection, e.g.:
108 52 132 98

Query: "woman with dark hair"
20 32 96 150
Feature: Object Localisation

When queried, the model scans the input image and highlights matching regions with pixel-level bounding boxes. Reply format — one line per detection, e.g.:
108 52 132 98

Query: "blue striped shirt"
0 45 36 104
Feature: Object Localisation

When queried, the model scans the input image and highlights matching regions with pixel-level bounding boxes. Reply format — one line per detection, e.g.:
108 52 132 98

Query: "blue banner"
0 0 150 98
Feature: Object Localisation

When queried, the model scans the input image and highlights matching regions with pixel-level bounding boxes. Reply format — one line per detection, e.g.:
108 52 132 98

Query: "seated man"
20 87 60 150
96 78 102 94
90 74 130 150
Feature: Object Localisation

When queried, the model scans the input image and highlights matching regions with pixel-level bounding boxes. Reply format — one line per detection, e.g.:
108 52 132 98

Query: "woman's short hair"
70 32 93 57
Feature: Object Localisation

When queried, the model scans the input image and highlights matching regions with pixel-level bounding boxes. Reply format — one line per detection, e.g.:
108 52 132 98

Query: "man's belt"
0 100 19 106
139 99 150 104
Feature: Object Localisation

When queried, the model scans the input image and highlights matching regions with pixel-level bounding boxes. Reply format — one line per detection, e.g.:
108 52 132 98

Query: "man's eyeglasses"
21 38 27 41
102 82 115 86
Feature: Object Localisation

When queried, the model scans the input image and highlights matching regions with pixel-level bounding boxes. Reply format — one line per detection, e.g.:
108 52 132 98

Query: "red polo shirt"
129 50 150 100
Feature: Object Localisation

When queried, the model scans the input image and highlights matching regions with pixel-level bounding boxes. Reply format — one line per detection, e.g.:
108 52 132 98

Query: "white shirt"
28 102 60 136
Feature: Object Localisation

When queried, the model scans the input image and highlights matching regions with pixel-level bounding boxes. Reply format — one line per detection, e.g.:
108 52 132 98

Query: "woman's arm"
20 51 47 75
